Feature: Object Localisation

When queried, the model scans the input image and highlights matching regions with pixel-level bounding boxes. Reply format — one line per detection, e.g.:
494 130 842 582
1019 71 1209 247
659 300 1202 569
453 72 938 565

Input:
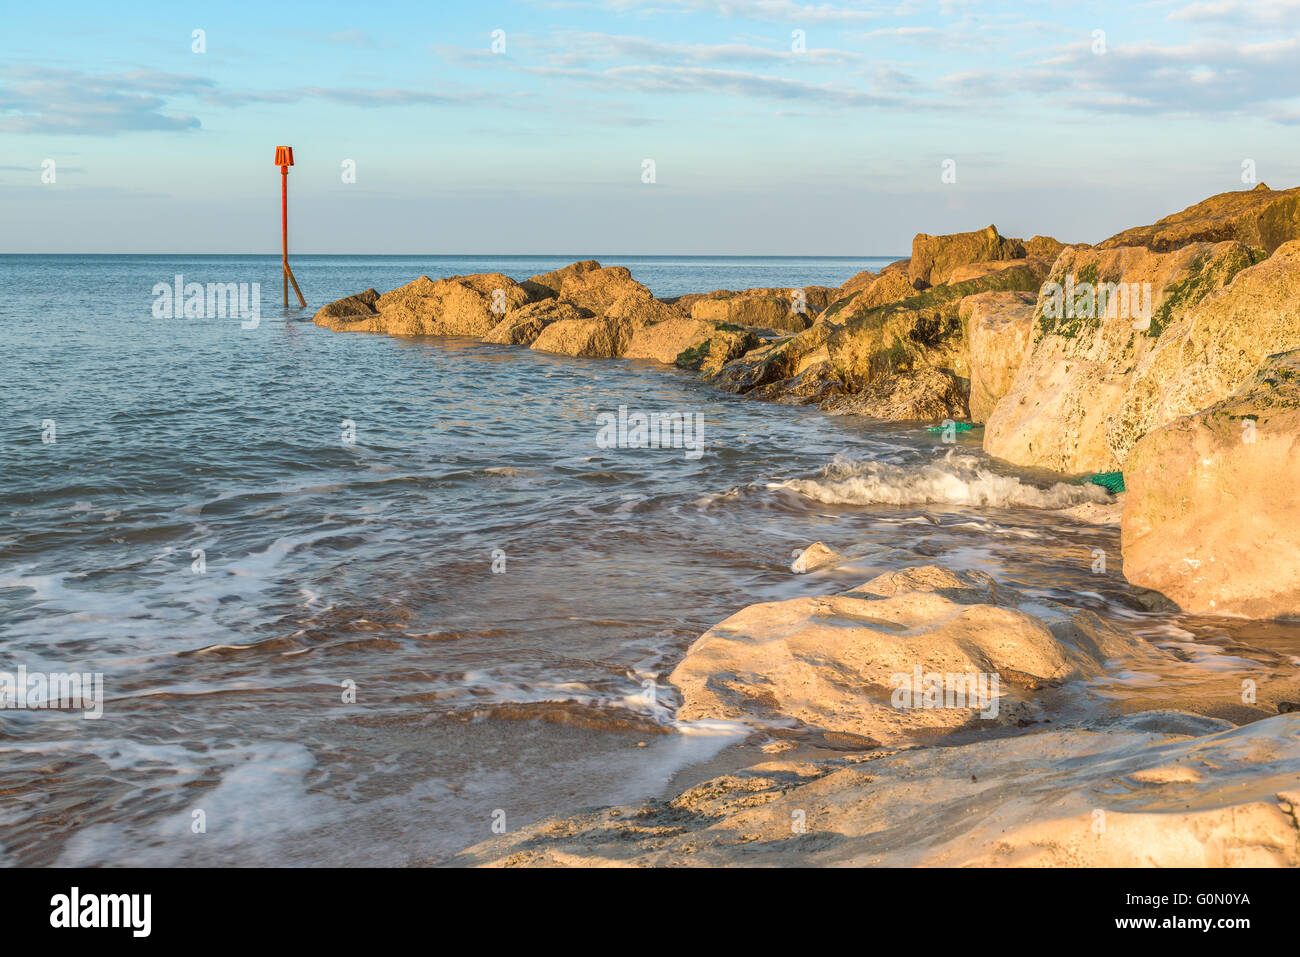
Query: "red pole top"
274 145 294 168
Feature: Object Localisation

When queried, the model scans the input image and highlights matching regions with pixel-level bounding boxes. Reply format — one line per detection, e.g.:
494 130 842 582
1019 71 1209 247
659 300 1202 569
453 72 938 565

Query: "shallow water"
1 254 1297 865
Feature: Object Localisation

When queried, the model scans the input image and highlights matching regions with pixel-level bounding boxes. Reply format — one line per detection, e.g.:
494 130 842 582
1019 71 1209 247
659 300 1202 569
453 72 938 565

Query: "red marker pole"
274 145 306 309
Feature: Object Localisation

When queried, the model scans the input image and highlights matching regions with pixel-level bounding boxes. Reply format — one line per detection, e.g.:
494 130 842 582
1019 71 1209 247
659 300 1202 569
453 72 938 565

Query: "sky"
1 0 1298 254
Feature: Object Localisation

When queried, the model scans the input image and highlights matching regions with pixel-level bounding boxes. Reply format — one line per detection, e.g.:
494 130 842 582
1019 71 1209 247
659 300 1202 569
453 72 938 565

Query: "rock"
839 269 877 296
454 714 1300 867
826 262 1044 394
556 265 669 323
1100 183 1300 255
691 291 812 333
484 300 593 346
962 291 1037 423
947 257 1049 285
625 318 756 366
522 259 602 299
1121 350 1300 619
669 565 1159 745
530 315 633 358
601 289 681 328
790 542 841 574
1024 235 1069 261
747 360 846 405
313 287 379 323
669 326 760 375
819 271 924 323
323 273 532 337
821 368 968 421
1107 239 1300 463
983 241 1259 474
909 224 1026 286
710 324 834 395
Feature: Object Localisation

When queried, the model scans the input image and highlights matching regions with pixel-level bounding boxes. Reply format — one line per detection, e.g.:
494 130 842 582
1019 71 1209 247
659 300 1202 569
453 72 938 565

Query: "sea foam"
775 451 1112 509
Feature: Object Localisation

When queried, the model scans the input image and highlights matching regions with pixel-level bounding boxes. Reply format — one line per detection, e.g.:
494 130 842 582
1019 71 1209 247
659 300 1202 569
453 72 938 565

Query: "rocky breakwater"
708 225 1060 419
313 225 1064 425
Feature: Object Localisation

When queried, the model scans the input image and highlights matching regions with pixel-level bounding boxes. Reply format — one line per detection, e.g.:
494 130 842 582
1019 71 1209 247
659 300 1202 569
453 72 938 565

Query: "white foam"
775 451 1112 510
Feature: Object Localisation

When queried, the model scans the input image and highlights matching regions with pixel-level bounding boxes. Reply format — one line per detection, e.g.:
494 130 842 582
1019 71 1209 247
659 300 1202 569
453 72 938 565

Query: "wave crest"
775 452 1113 509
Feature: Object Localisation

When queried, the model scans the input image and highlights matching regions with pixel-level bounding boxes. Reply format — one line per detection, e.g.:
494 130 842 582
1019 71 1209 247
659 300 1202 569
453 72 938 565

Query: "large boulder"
691 291 813 333
962 291 1037 423
317 273 533 336
819 271 924 323
1107 239 1300 462
555 265 667 320
826 262 1045 394
1024 235 1069 261
484 300 592 346
313 287 379 324
838 269 877 296
1122 350 1300 619
1100 183 1300 255
909 224 1026 286
709 323 834 395
669 565 1160 746
625 317 757 366
947 257 1049 285
522 259 601 299
821 368 968 421
530 315 633 358
983 241 1259 473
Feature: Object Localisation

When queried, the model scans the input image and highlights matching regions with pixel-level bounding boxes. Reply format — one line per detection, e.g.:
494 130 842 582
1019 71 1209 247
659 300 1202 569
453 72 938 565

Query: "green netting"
1086 471 1125 493
926 422 975 434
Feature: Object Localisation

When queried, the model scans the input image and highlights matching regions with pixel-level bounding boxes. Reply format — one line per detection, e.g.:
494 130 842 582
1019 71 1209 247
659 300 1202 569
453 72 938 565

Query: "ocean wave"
774 451 1113 509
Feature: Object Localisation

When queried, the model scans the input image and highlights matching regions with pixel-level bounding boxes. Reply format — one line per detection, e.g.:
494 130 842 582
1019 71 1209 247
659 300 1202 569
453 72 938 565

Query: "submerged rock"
1122 350 1300 619
790 541 841 574
668 565 1161 745
313 287 379 323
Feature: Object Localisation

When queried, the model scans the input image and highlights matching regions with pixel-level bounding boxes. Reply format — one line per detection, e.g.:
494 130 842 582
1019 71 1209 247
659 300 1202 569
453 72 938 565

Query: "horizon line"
0 252 906 259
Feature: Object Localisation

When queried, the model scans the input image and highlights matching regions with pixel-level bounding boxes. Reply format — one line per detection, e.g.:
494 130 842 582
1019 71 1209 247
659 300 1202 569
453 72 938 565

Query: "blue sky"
2 0 1297 254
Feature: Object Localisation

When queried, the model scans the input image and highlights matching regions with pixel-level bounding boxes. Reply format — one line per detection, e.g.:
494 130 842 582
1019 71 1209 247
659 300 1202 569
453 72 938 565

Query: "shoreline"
305 185 1300 867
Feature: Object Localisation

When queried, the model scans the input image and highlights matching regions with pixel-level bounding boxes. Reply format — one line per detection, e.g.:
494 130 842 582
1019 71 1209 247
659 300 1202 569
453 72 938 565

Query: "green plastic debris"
926 422 975 434
1085 471 1125 493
